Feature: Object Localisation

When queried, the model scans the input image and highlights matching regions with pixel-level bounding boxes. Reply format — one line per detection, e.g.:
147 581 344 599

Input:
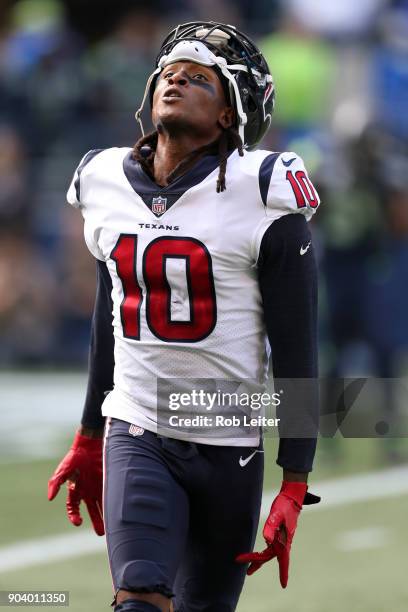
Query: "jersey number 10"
286 170 319 209
111 234 217 343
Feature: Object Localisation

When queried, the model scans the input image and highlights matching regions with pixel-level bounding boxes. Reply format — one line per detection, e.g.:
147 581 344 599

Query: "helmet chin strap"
216 62 248 144
135 66 161 136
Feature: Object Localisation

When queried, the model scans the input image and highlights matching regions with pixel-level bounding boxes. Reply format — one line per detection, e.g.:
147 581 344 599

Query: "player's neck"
153 131 218 187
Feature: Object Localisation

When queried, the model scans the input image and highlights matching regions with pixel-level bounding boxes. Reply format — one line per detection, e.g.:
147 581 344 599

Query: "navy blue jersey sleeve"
258 214 318 473
81 260 114 429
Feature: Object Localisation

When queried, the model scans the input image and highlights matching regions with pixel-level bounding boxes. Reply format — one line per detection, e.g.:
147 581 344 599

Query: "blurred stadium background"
1 0 408 610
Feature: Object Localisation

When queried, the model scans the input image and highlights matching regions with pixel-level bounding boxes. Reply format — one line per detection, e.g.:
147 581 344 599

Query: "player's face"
152 61 233 136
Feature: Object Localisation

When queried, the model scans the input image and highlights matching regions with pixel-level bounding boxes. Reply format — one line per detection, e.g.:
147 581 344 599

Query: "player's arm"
260 213 319 475
255 152 321 475
48 260 114 535
81 260 114 434
237 211 320 585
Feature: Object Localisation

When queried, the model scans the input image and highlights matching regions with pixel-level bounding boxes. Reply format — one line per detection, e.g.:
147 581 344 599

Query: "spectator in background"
81 9 165 145
372 6 408 138
54 206 96 365
320 123 408 463
364 180 408 373
362 134 408 461
0 125 29 231
2 0 67 74
286 0 386 40
320 126 384 378
1 0 86 155
259 7 335 150
0 232 58 364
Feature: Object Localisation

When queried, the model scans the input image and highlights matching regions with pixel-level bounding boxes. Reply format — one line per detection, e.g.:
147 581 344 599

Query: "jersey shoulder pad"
66 147 130 208
258 150 320 221
232 148 272 180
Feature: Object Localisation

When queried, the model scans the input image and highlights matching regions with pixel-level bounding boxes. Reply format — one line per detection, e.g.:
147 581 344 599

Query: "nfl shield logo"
129 424 144 436
152 196 167 215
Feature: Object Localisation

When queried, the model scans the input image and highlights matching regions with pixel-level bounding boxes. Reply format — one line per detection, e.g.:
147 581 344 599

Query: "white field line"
335 527 391 552
0 532 105 573
1 465 408 574
261 464 408 518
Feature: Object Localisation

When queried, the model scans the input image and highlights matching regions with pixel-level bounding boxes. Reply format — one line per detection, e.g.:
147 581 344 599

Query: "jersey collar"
123 150 223 218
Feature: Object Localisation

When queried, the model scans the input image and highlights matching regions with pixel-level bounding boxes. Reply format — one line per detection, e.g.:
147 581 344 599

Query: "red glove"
48 431 104 536
236 481 320 588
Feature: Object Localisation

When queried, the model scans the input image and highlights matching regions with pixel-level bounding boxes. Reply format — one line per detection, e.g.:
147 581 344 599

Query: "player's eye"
163 72 173 79
193 73 208 81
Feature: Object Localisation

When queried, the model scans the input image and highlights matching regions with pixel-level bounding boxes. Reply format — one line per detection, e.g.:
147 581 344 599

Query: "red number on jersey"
144 237 216 342
111 234 216 343
286 170 319 209
111 235 142 340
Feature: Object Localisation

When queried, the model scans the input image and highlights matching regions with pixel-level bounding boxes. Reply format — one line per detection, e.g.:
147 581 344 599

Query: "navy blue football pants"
104 418 264 611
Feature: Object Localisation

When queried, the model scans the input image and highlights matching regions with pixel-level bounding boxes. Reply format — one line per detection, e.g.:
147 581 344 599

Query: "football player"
48 22 320 612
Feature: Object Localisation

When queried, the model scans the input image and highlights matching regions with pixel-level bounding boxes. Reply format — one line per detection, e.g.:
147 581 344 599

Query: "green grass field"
1 435 408 611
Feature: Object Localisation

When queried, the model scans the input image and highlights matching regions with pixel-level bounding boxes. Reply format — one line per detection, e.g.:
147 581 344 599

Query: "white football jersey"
67 147 319 446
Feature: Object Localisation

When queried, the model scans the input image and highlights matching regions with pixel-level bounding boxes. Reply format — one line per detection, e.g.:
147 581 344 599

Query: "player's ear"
218 106 234 130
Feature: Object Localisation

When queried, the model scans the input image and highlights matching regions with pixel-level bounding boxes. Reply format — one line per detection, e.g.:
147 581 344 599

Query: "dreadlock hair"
132 126 244 193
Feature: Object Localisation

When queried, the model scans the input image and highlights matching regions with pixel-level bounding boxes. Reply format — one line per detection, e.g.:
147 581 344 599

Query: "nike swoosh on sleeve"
281 157 296 167
300 241 311 255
